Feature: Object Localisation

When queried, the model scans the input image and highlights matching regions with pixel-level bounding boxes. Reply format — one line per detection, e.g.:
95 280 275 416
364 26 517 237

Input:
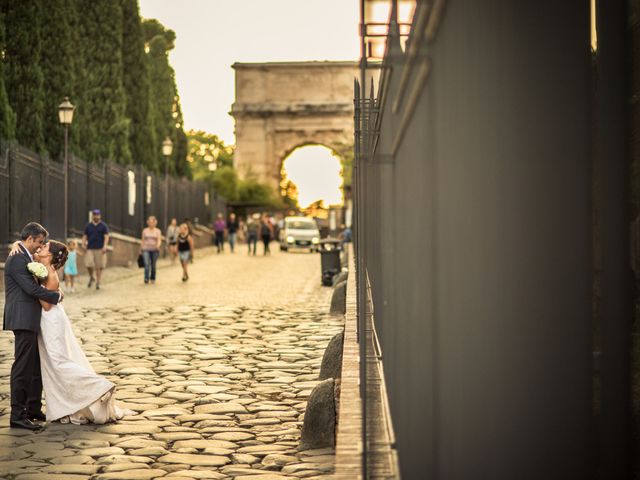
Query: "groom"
3 222 62 430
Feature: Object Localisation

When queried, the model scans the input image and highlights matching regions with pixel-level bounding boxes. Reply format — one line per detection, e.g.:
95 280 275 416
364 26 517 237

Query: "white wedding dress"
38 304 132 424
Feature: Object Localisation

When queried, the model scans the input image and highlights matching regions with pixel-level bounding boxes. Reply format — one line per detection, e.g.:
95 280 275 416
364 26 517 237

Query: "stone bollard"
299 378 336 450
332 270 348 287
329 281 347 315
319 331 344 380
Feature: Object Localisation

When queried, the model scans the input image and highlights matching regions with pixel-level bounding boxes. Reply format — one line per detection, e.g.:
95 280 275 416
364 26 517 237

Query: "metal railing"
354 0 631 478
0 141 224 251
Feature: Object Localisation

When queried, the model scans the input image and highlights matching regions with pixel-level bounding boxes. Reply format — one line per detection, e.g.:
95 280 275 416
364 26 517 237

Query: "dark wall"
358 1 613 478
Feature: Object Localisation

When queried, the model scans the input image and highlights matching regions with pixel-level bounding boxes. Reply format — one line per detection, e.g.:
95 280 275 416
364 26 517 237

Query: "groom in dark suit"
3 222 62 430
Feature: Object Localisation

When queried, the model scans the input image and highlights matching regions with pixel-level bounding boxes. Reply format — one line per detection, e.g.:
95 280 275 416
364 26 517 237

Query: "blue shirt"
84 221 109 249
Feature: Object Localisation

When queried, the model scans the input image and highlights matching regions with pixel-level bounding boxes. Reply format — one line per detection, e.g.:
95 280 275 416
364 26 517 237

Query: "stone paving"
0 247 341 479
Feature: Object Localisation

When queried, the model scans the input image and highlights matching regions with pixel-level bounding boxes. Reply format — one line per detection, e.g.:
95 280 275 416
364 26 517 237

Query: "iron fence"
0 141 222 255
355 1 630 478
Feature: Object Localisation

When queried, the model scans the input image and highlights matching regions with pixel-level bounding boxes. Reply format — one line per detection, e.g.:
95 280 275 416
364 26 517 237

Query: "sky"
284 146 343 207
138 0 360 145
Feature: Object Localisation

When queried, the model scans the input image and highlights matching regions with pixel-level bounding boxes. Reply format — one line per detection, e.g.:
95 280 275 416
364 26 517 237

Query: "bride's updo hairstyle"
48 240 69 270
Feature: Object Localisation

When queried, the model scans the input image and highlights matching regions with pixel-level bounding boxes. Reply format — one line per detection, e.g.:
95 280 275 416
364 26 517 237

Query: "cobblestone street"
0 247 342 480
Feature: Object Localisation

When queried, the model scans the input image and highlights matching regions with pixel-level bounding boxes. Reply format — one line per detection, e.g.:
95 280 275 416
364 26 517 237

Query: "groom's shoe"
27 411 46 422
10 418 43 431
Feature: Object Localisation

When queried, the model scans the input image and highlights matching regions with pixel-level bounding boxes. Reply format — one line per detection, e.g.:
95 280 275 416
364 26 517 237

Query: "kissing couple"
4 222 133 430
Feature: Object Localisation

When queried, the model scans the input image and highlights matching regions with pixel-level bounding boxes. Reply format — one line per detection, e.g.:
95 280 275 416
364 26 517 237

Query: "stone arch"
231 61 358 190
277 138 350 182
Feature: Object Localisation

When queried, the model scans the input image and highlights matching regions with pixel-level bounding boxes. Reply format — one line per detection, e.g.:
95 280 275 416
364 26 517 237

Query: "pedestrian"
166 218 179 264
246 213 259 256
177 222 194 282
82 209 109 290
227 212 239 253
140 215 162 284
63 240 80 292
338 224 352 246
214 213 226 254
261 213 273 256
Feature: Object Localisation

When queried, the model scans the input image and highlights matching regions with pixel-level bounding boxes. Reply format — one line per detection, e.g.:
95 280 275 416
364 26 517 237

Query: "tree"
188 130 236 198
0 11 15 141
147 33 177 173
122 0 157 170
237 178 278 206
2 0 45 152
80 1 131 164
40 0 76 160
281 179 300 210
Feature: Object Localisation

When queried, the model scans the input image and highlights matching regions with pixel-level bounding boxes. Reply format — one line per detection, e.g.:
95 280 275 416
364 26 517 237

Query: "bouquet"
27 262 48 280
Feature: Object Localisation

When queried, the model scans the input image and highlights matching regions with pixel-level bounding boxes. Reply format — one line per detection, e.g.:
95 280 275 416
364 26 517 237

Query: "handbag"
137 253 144 268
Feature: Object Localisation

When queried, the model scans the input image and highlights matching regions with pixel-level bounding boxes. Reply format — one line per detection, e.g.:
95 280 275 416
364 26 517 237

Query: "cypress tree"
0 11 16 141
2 0 46 153
145 20 188 176
122 0 157 171
81 1 131 164
147 34 176 173
40 0 76 160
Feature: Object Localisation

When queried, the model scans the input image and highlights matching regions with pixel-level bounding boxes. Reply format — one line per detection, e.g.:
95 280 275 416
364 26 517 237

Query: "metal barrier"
0 142 223 251
354 1 630 478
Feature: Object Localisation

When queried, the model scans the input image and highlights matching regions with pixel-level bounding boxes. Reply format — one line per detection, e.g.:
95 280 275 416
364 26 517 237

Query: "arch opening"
280 144 344 210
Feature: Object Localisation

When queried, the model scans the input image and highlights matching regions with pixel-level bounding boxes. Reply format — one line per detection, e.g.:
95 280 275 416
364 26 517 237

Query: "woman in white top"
140 215 162 284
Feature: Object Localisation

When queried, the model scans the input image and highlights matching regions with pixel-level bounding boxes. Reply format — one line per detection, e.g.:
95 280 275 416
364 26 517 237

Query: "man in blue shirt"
82 209 109 290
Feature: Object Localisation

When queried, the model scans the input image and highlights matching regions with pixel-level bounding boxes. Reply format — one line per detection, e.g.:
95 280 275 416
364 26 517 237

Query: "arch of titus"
230 61 359 190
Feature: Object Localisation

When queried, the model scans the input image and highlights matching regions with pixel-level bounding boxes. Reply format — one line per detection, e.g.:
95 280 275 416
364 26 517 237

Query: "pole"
63 124 69 240
164 155 169 234
358 0 367 477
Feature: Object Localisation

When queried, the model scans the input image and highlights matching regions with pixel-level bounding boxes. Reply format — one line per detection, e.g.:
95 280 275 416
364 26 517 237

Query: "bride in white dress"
13 240 133 424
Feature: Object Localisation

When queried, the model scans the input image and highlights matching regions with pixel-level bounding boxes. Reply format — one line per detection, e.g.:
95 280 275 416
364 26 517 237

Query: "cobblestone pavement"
0 246 342 479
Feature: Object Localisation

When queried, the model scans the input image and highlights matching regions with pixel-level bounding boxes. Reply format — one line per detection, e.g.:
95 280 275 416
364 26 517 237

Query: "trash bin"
319 239 342 286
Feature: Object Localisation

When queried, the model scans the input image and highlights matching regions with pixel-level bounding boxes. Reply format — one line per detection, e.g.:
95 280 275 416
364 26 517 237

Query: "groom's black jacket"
3 245 60 332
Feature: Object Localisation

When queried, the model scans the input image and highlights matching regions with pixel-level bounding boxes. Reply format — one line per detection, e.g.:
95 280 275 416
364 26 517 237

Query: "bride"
10 240 133 424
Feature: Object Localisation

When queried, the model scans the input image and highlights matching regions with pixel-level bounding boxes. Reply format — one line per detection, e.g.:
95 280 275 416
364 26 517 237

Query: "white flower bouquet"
27 262 48 280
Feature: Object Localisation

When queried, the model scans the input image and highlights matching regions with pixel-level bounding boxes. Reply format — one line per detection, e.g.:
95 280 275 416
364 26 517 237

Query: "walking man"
4 222 61 430
82 209 109 290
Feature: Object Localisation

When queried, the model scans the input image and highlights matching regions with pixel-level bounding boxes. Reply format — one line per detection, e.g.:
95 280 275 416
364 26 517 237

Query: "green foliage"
0 2 190 172
81 1 131 164
142 18 176 50
146 27 188 175
237 178 277 206
40 0 77 160
188 130 236 198
0 11 15 141
212 165 238 201
2 0 46 152
122 0 157 170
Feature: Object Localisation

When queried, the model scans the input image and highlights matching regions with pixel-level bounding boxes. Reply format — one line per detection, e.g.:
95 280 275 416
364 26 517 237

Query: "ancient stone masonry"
230 61 359 189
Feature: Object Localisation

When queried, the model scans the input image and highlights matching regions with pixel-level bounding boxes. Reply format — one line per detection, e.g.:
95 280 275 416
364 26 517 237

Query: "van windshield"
287 221 316 230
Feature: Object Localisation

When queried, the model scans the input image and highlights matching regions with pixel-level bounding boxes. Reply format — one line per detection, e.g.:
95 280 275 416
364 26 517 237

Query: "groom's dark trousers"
3 245 59 421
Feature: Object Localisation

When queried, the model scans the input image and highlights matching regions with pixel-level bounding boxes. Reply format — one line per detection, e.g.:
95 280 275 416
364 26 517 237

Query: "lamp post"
162 137 173 232
58 97 75 240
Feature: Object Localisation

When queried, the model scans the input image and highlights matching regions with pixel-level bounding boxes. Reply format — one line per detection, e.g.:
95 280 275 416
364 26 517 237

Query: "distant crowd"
54 209 351 291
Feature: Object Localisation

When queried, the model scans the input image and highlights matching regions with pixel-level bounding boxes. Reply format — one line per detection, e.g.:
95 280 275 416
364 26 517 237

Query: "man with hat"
82 209 109 290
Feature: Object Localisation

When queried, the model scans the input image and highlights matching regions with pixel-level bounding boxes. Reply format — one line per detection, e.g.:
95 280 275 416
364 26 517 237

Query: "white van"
279 216 321 252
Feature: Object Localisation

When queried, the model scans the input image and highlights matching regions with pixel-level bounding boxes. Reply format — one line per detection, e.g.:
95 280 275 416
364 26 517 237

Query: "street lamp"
58 97 75 240
162 137 173 232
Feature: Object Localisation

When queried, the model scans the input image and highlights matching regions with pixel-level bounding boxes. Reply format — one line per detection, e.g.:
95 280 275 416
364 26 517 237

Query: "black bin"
319 239 342 286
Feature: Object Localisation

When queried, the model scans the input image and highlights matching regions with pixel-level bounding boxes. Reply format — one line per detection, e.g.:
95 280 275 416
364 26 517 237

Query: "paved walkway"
0 245 342 480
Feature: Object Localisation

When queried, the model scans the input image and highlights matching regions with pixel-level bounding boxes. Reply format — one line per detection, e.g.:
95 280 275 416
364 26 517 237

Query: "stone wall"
230 61 359 190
